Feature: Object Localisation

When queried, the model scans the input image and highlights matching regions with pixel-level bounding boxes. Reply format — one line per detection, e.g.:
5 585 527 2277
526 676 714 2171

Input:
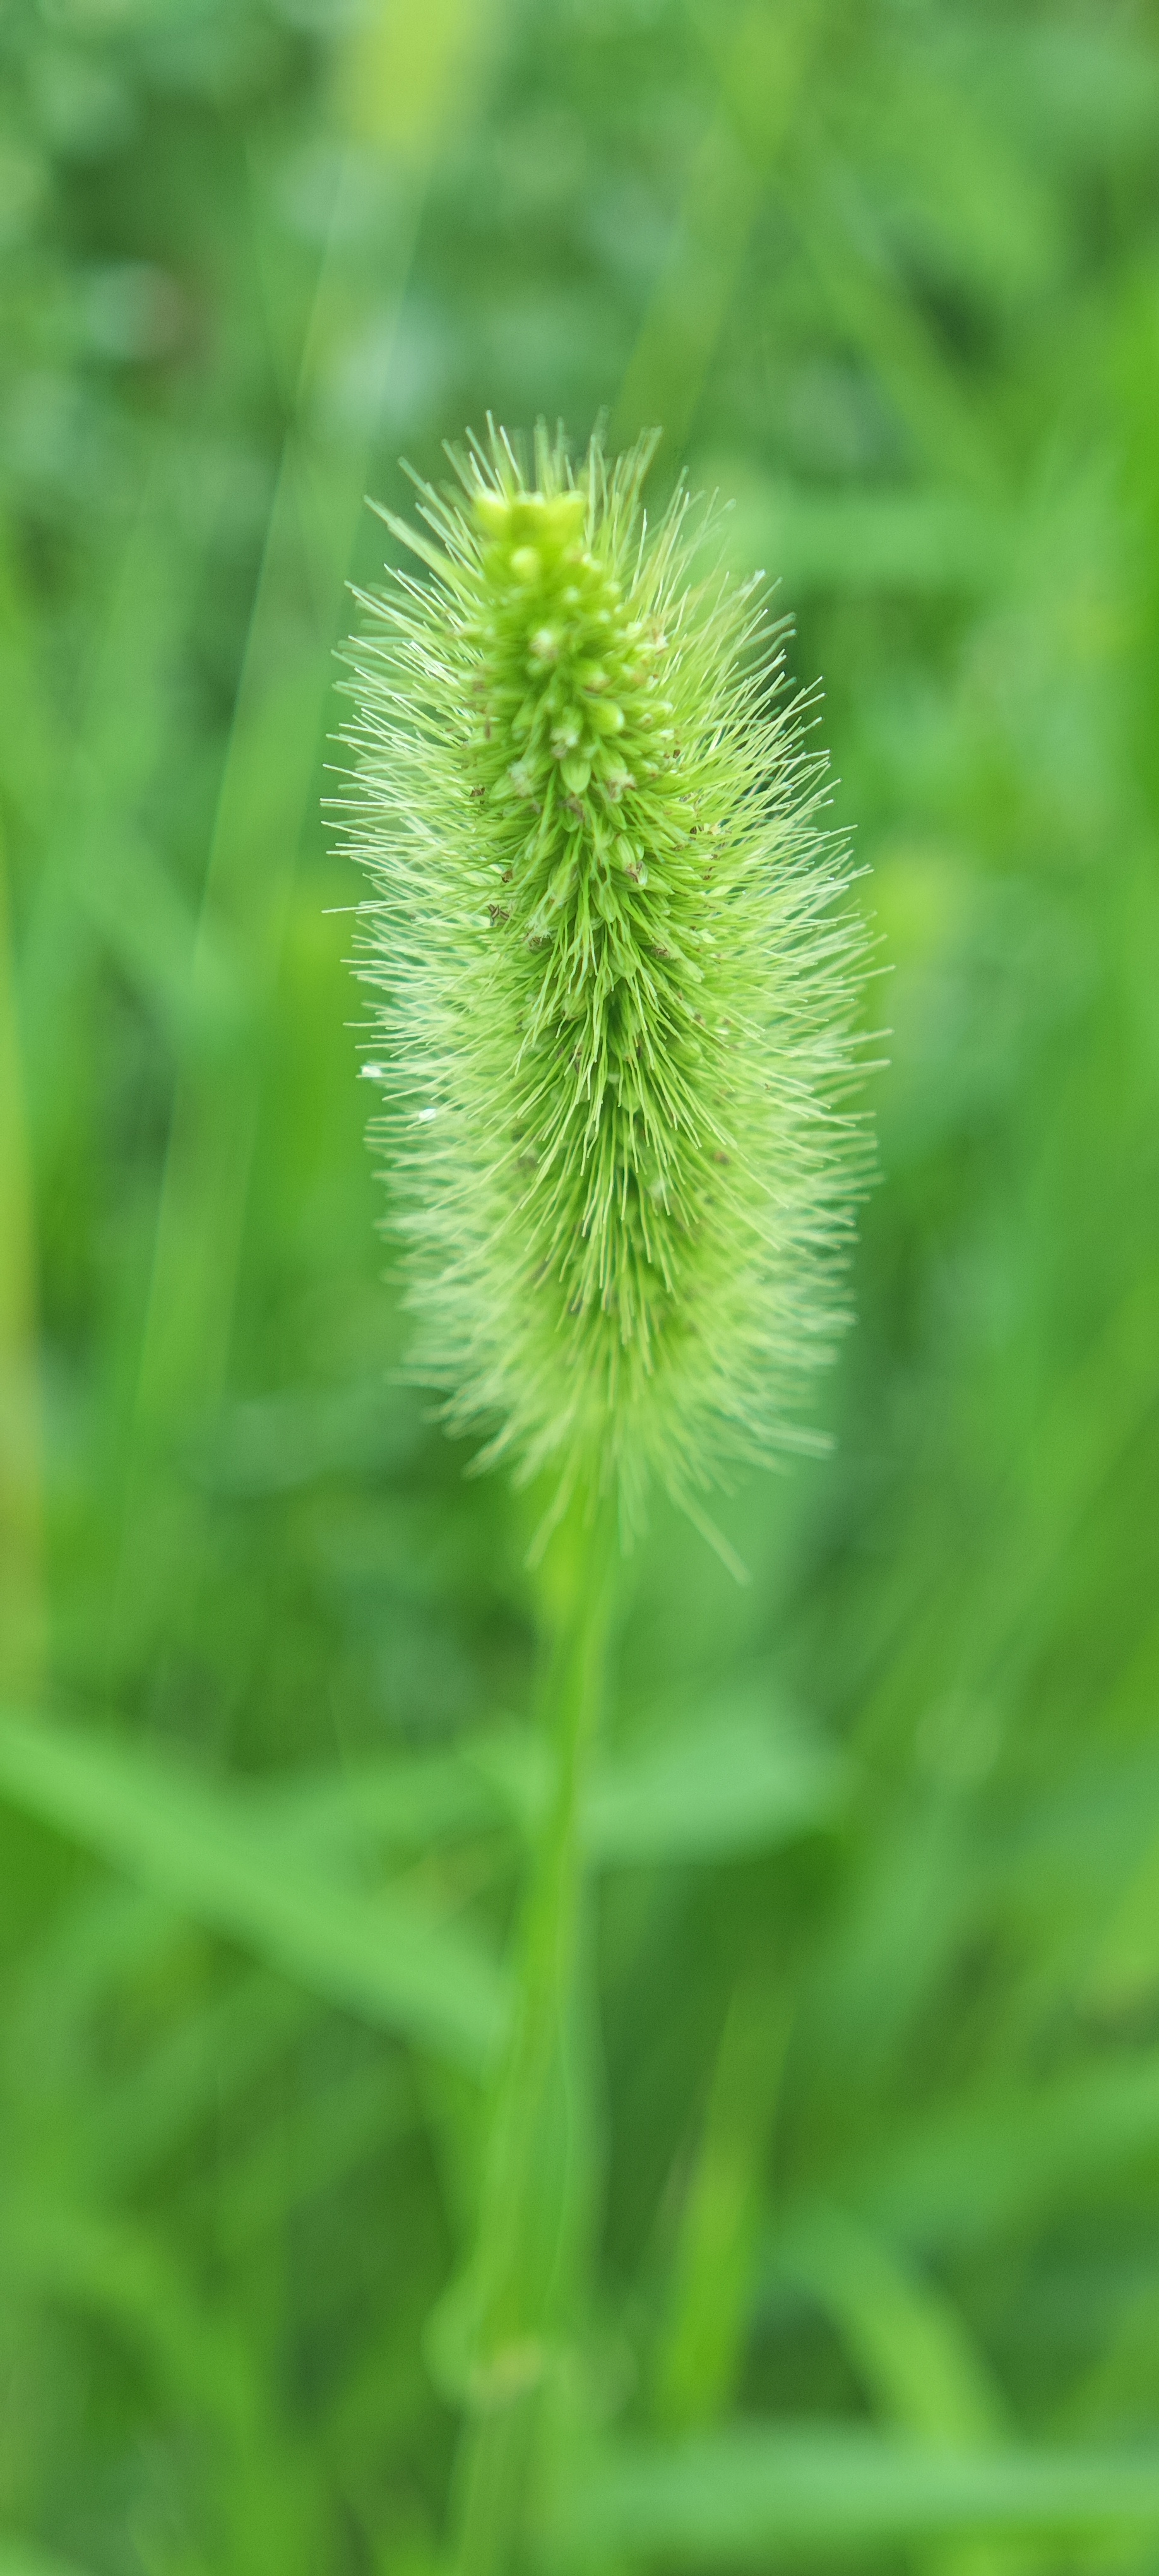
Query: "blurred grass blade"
1 2202 319 2516
125 1 502 1523
773 2210 1012 2576
0 821 44 1700
256 1745 503 1856
83 1975 314 2195
9 1881 175 2043
776 2204 1006 2442
818 2051 1159 2251
14 471 215 1065
1 2202 251 2424
586 1707 841 1866
1085 1825 1159 2013
789 153 997 495
0 2544 97 2576
206 2056 414 2253
247 1706 840 1874
565 2427 1159 2560
710 480 1009 599
653 1977 790 2428
0 1710 508 2070
613 1 823 451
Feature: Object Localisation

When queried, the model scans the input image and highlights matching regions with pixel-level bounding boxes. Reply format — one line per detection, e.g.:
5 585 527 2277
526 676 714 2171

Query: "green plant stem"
451 1493 619 2576
0 819 45 1700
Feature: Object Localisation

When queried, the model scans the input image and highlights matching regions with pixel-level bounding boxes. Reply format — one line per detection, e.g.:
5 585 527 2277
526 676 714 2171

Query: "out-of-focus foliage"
3 0 1159 2568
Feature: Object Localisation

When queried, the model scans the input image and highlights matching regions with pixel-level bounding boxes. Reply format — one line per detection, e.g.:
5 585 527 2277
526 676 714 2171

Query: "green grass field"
4 3 1159 2569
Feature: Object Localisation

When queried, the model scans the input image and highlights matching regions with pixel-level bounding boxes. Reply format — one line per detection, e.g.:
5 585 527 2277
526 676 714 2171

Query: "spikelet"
337 424 871 1551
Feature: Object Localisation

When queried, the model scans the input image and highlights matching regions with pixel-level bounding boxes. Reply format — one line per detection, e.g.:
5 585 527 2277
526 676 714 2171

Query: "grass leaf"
566 2426 1159 2560
586 1704 842 1866
0 1709 508 2070
0 2544 97 2576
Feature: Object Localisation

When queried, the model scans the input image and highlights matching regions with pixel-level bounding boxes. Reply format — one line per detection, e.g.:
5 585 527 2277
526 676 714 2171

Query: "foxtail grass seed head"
337 425 872 1553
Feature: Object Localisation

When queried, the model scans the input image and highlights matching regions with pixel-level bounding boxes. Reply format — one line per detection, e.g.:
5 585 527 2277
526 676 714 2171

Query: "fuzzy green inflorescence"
339 426 870 1546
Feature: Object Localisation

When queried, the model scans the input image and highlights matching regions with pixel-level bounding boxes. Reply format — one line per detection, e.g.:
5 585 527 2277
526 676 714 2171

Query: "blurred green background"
4 0 1159 2569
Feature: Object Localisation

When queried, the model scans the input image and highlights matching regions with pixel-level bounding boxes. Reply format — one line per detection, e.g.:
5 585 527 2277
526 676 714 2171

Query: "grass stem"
451 1493 619 2576
0 821 45 1700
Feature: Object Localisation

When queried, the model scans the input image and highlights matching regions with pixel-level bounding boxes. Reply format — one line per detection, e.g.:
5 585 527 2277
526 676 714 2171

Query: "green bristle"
338 424 872 1545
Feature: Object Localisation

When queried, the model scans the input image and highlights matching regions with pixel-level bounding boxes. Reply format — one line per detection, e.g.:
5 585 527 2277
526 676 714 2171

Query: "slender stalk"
451 1493 619 2576
0 820 45 1701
